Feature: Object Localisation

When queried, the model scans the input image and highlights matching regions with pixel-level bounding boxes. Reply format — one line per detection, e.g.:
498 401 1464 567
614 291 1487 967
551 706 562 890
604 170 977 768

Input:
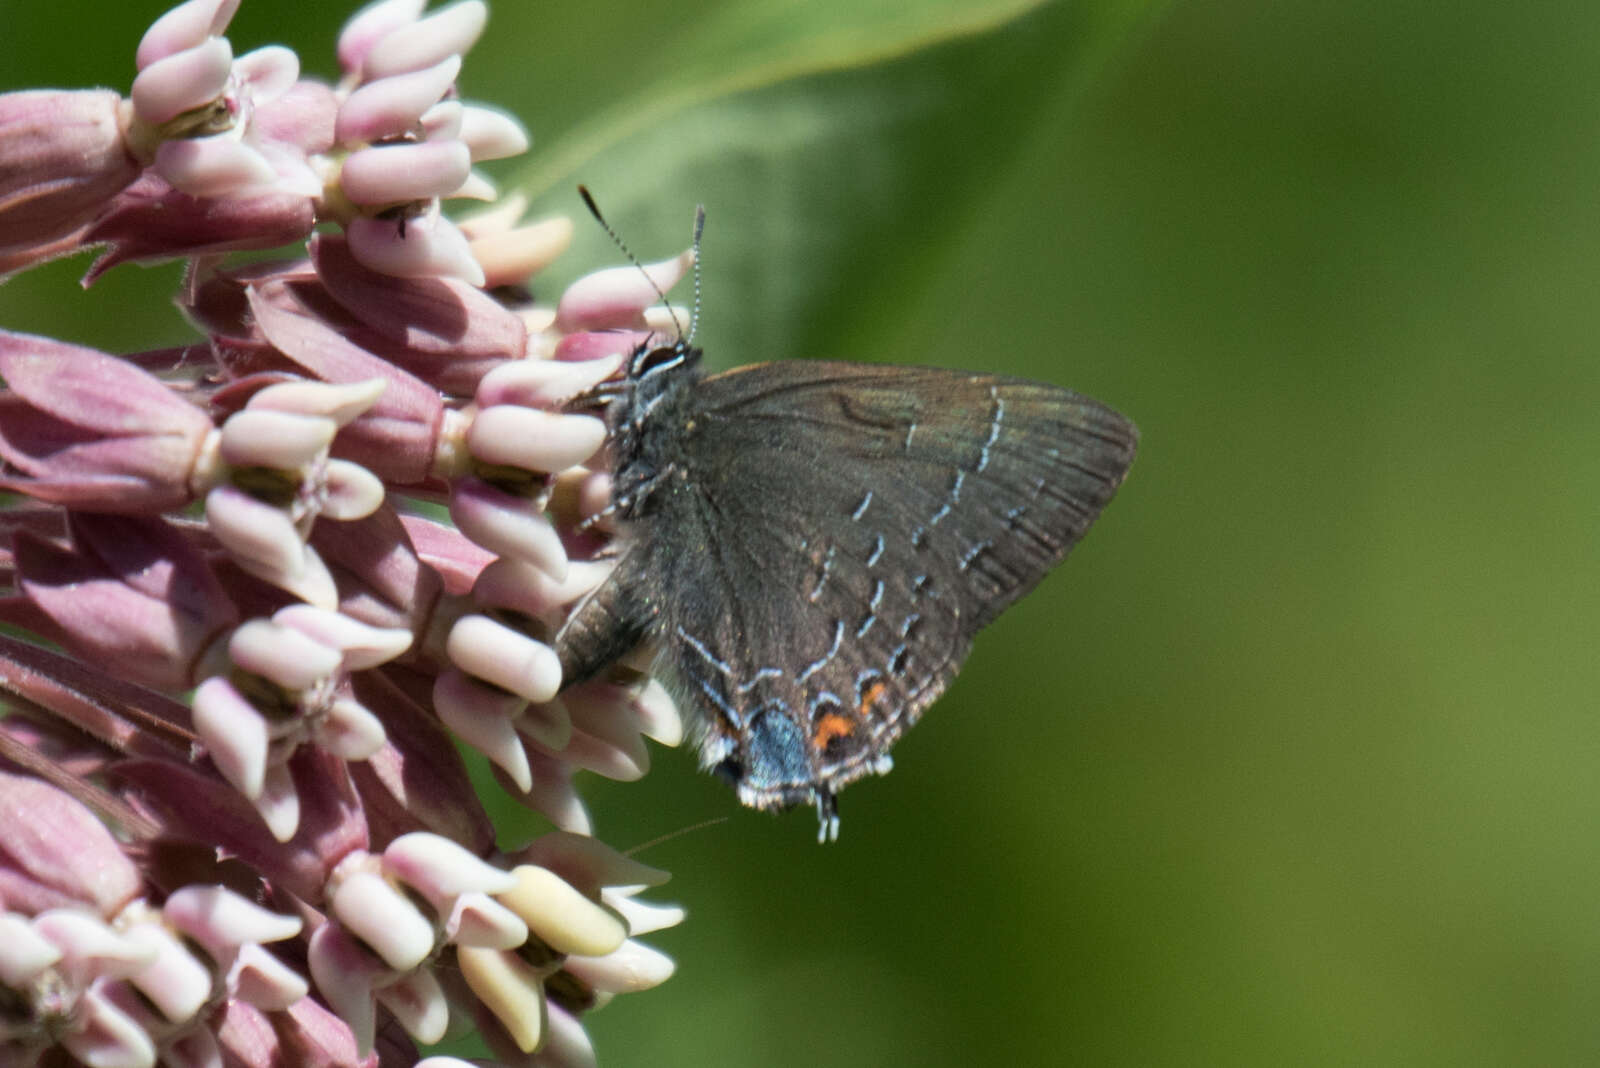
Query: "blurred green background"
5 0 1600 1064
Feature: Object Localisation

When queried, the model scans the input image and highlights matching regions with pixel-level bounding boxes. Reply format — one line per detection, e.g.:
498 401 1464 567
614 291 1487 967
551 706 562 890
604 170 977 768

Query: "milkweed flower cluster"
0 1 693 1065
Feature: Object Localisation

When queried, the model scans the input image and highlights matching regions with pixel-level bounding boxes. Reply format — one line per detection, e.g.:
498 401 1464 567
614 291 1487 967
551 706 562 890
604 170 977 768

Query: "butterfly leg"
577 499 622 534
816 787 840 844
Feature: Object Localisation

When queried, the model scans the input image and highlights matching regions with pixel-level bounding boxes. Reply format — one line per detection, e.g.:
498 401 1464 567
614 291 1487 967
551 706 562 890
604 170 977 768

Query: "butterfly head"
588 335 705 522
617 335 703 424
626 336 702 385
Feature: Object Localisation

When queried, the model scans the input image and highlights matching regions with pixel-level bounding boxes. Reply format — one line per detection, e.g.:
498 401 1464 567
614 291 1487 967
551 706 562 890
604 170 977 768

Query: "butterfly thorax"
606 340 705 520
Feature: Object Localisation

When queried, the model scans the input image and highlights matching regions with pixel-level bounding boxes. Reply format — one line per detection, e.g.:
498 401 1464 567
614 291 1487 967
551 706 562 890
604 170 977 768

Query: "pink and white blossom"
0 1 686 1065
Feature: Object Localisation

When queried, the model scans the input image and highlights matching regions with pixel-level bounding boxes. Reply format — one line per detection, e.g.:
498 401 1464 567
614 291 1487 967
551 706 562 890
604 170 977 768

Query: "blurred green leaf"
514 0 1057 182
514 0 1163 369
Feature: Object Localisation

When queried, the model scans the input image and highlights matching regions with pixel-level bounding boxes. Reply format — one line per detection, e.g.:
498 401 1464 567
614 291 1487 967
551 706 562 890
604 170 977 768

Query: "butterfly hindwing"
636 409 970 812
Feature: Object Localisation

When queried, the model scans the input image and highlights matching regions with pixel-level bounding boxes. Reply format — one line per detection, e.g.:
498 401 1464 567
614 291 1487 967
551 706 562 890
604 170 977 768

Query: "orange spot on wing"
812 712 855 752
857 681 888 717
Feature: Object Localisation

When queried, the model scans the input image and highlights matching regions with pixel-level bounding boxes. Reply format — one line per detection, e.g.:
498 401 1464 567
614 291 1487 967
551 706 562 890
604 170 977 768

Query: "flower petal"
499 866 626 957
336 55 461 144
346 212 485 285
456 944 545 1054
130 37 234 125
362 0 488 79
136 0 240 68
446 614 561 704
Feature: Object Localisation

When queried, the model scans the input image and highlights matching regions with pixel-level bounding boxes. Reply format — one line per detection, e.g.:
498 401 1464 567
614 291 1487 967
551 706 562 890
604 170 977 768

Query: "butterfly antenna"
688 203 706 345
577 184 687 343
622 816 730 857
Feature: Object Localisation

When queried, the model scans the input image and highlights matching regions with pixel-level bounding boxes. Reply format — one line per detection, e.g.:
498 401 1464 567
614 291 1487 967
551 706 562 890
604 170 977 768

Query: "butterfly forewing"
562 359 1137 816
695 363 1136 623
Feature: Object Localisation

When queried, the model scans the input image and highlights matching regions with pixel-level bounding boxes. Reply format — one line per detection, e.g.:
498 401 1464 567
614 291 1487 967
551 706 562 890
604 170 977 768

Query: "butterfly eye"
633 344 688 378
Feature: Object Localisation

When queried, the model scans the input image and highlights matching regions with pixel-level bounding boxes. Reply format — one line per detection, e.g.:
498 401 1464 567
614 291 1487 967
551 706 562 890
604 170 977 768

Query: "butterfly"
553 337 1137 840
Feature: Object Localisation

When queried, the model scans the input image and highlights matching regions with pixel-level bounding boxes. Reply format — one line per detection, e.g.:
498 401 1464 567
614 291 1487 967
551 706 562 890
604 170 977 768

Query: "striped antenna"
577 185 695 344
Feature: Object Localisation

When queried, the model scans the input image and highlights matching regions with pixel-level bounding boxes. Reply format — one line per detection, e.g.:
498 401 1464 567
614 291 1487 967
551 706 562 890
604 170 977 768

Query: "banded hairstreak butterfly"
556 195 1138 840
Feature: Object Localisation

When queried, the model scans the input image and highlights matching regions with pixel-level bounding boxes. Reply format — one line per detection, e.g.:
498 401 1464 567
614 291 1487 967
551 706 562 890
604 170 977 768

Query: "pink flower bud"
192 676 270 799
214 995 373 1068
331 868 435 971
548 691 651 782
0 771 143 915
346 670 495 851
310 235 526 395
82 173 316 285
115 749 368 901
14 512 238 691
472 557 611 623
376 967 449 1045
474 350 621 411
382 832 515 902
219 409 337 471
0 90 141 278
419 99 463 142
204 484 318 585
0 330 213 512
233 45 301 103
553 327 654 363
59 982 158 1068
119 917 213 1023
228 942 311 1011
306 922 385 1054
312 505 445 635
245 280 445 483
247 375 387 426
563 937 676 993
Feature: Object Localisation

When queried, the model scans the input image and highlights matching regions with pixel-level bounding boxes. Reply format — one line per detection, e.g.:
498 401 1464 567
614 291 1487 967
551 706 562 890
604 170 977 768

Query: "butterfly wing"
624 361 1138 820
